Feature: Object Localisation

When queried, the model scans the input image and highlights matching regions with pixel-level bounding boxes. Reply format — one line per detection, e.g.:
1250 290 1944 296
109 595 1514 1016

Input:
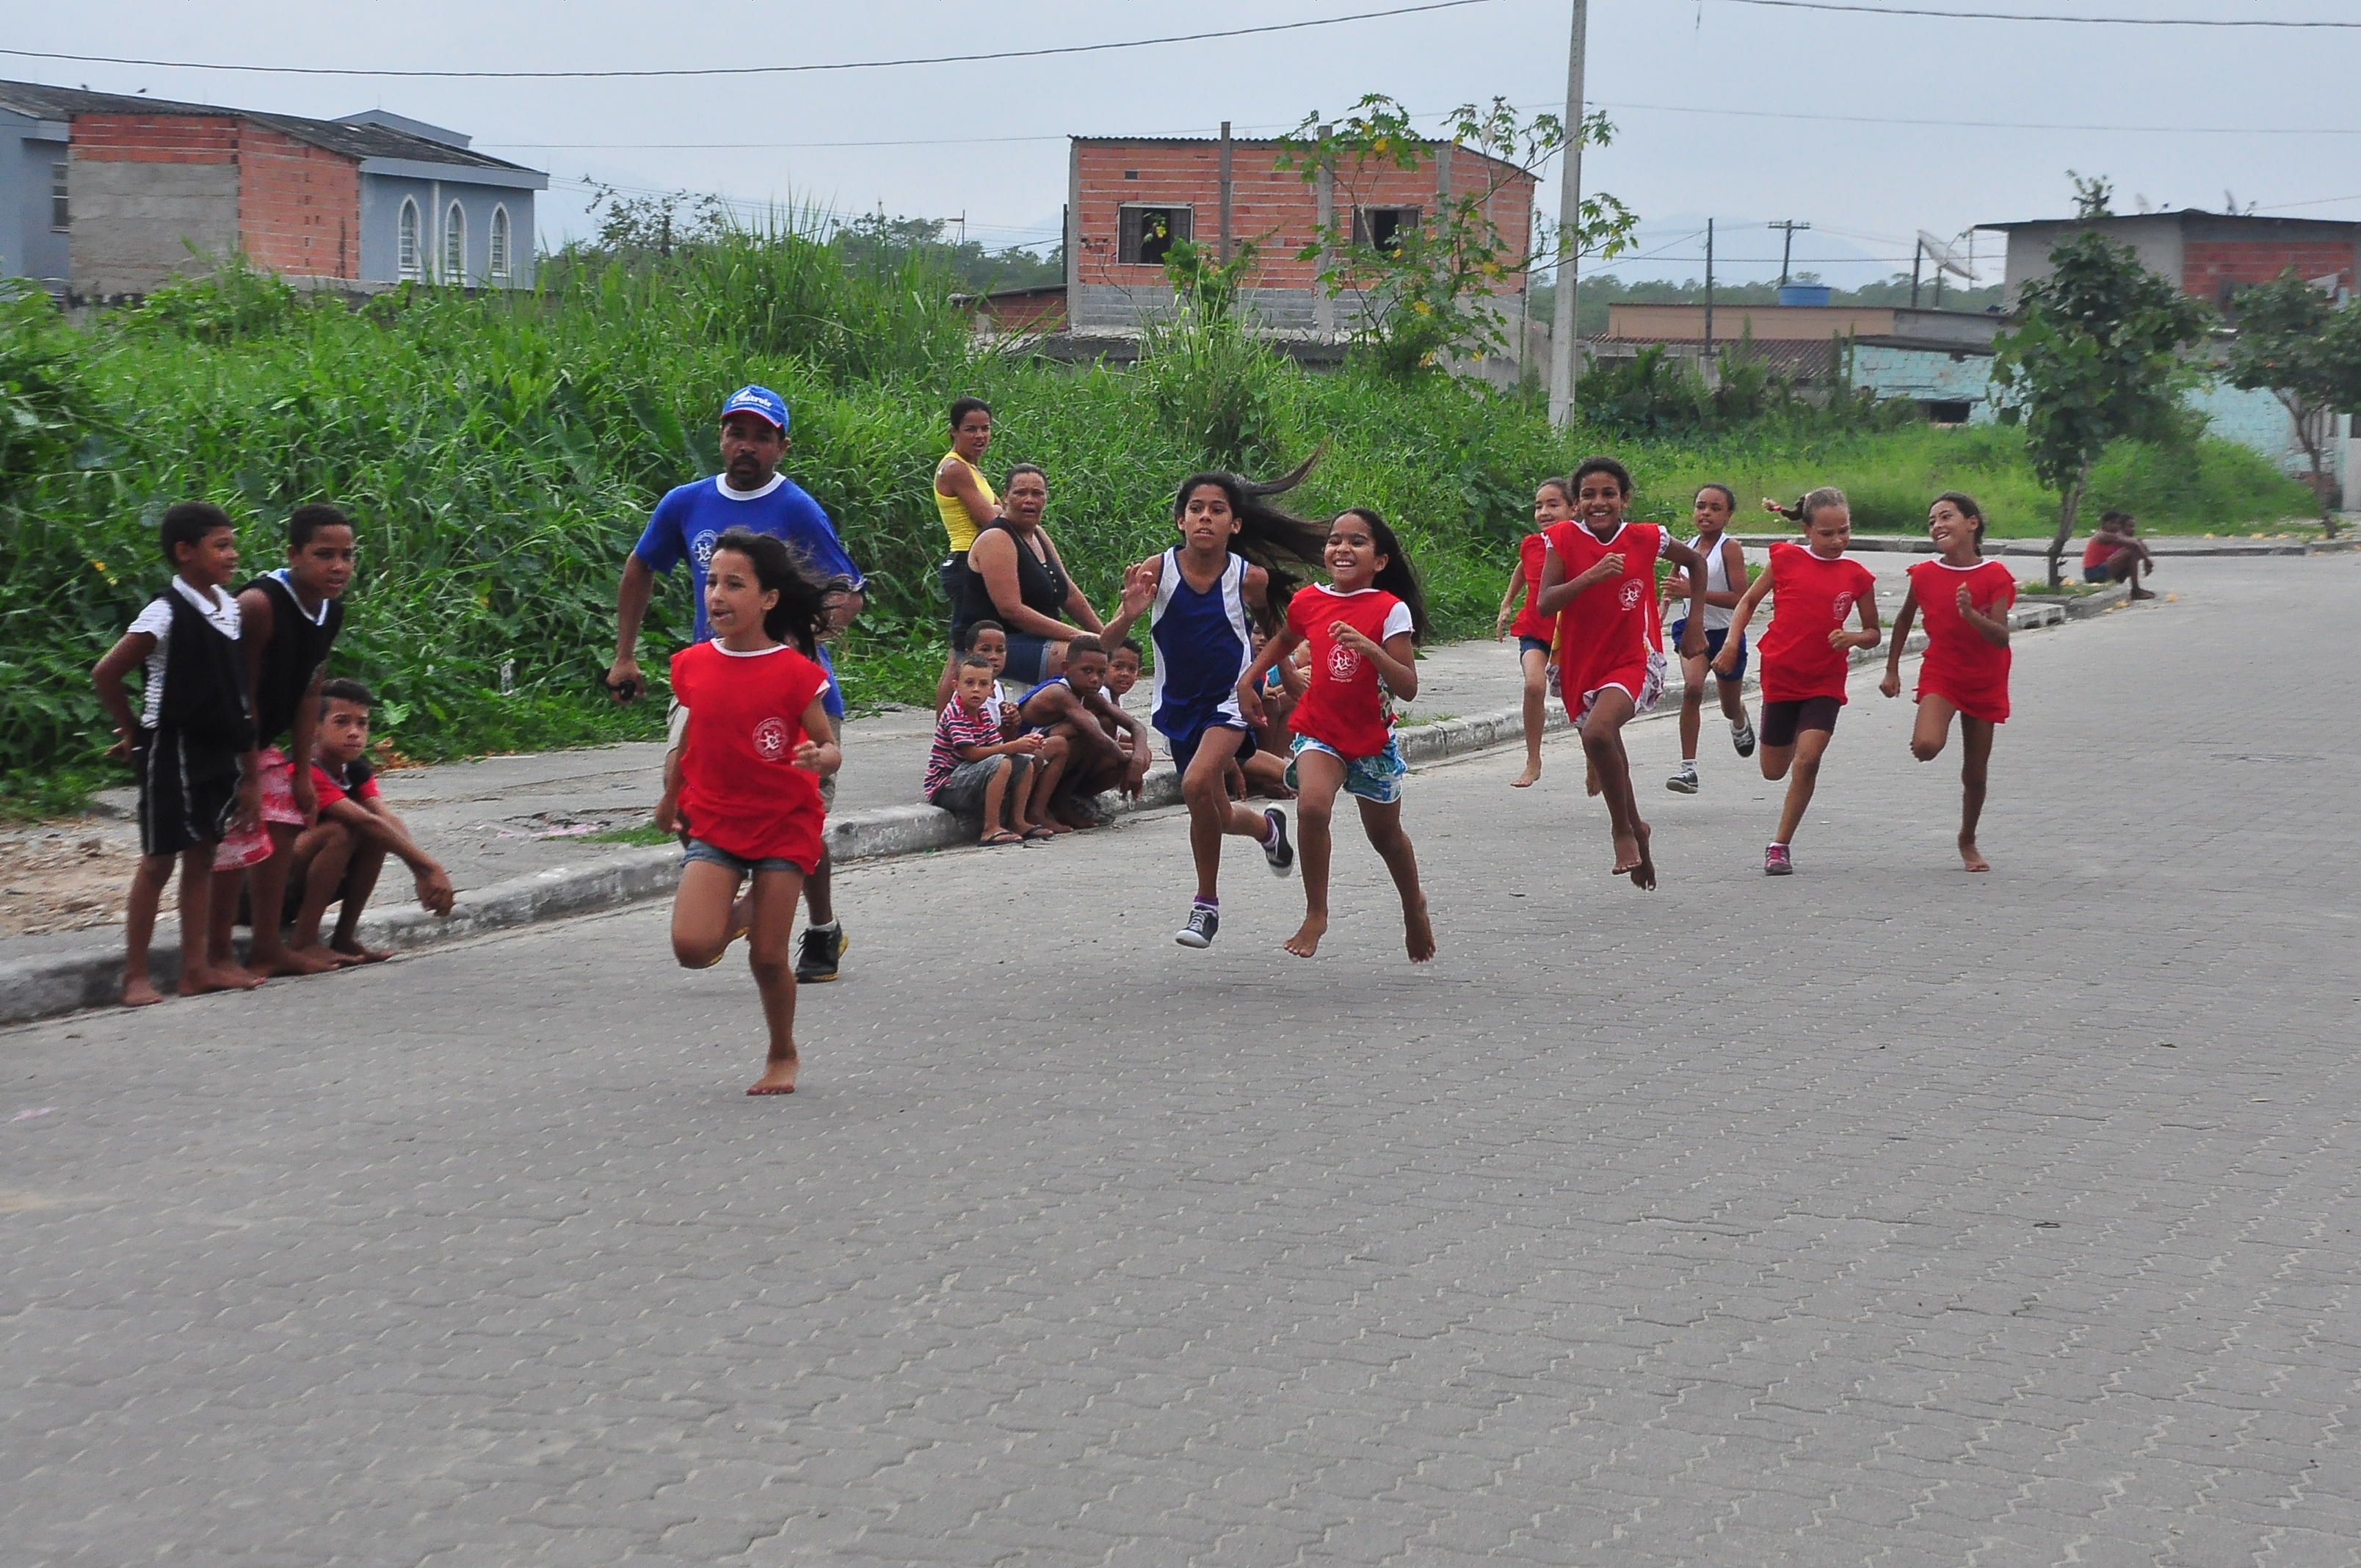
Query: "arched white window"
487 205 512 285
441 201 467 283
396 198 421 281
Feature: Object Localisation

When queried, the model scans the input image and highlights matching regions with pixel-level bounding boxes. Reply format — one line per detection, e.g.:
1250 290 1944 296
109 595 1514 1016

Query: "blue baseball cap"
719 384 789 432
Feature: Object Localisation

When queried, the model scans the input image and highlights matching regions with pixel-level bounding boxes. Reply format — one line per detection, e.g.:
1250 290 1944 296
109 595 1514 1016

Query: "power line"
1595 97 2361 137
0 0 1499 80
1711 0 2361 25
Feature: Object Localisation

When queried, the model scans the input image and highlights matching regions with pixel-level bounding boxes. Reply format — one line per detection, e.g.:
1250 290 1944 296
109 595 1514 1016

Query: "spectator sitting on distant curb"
926 656 1048 846
1102 639 1145 756
284 679 455 965
2081 510 2158 598
1014 634 1150 830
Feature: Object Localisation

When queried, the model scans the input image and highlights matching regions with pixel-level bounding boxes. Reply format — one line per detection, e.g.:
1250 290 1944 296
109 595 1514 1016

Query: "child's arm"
1533 548 1622 617
1097 559 1158 653
1835 587 1882 653
1959 584 2011 648
1235 625 1305 725
955 732 1046 762
1661 540 1711 658
1879 582 1920 698
792 693 844 777
1082 691 1153 793
92 632 157 763
1328 623 1420 703
1712 570 1775 675
1495 563 1526 639
654 699 689 833
325 794 456 915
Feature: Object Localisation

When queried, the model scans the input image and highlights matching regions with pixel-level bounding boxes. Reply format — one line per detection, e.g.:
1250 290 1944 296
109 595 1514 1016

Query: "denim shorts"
928 754 1029 814
1517 634 1553 658
681 837 810 877
1285 733 1408 806
1669 620 1748 683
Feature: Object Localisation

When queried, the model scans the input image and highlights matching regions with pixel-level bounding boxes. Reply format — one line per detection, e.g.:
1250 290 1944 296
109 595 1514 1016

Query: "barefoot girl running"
1533 456 1712 890
654 529 841 1095
1716 488 1879 875
1238 508 1436 962
1880 490 2014 872
1100 463 1330 948
1495 476 1573 788
1662 483 1756 794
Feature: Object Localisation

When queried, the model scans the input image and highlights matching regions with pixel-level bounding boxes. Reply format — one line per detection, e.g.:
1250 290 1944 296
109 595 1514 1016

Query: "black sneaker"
1262 809 1294 876
795 924 848 982
1175 904 1219 948
1666 763 1699 794
1732 719 1757 758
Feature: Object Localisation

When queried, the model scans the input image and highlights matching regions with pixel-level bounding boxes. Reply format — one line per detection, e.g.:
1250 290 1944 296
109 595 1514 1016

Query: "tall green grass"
0 236 2316 813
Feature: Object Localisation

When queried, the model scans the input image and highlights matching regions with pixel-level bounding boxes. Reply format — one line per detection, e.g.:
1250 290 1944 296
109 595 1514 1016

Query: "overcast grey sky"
13 1 2357 286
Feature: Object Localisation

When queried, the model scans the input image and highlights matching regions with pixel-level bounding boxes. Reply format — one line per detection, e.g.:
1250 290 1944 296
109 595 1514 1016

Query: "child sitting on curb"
283 679 456 962
926 654 1048 845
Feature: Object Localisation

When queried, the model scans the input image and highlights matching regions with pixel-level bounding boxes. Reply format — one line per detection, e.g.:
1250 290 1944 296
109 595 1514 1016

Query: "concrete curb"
0 600 2071 1028
1733 534 2356 558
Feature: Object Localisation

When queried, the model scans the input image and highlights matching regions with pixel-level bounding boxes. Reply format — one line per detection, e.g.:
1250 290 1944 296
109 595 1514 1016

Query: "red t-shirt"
670 639 831 868
1285 583 1414 758
1909 557 2016 722
1756 542 1878 705
311 758 381 807
1543 520 1663 701
1508 533 1554 641
2081 534 2119 570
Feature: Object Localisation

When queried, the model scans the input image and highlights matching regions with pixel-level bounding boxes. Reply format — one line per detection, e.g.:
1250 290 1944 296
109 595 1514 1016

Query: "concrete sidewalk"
0 582 2103 1025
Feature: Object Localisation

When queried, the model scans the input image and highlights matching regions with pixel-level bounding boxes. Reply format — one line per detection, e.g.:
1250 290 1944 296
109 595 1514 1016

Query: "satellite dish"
1918 230 1978 283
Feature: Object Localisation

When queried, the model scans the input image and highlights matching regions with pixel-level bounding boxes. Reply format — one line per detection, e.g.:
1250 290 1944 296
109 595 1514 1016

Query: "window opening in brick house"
1352 206 1421 256
50 162 68 231
398 199 422 281
488 206 511 285
1118 205 1191 266
442 202 466 283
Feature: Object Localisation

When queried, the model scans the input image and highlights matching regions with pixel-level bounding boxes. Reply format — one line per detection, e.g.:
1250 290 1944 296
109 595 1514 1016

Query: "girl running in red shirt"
1238 508 1435 962
1494 476 1573 788
1534 456 1712 890
1880 490 2014 872
654 529 842 1095
1716 488 1880 875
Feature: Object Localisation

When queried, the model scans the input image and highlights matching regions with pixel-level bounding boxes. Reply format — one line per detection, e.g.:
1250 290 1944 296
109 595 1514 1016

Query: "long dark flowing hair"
1169 451 1332 606
709 527 837 655
1332 507 1430 643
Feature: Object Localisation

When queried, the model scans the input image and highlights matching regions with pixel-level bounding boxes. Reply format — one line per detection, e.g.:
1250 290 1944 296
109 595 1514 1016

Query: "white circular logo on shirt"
1327 644 1363 681
1831 592 1855 621
1618 580 1645 611
752 717 791 761
691 530 719 570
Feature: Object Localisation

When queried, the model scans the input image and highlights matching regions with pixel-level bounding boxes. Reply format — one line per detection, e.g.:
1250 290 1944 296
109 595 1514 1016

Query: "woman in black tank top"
957 464 1104 683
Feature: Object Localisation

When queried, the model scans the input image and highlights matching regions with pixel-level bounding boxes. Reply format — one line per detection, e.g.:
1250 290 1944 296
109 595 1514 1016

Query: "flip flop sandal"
980 831 1025 848
1021 826 1058 842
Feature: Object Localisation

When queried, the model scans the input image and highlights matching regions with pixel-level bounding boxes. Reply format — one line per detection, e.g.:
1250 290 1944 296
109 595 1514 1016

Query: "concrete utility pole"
1769 219 1810 286
1703 217 1716 370
1546 0 1589 426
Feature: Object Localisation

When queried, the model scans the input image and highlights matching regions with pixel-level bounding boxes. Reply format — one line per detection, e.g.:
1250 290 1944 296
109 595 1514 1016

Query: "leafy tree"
1992 231 2213 585
2221 269 2361 536
1277 95 1636 380
2067 170 2115 220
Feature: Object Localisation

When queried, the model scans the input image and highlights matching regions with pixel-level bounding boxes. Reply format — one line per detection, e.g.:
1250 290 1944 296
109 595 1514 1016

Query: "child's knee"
1910 736 1945 763
671 934 718 970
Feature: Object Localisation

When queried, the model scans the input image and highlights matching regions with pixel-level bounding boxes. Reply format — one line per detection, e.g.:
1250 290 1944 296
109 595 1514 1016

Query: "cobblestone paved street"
5 556 2358 1567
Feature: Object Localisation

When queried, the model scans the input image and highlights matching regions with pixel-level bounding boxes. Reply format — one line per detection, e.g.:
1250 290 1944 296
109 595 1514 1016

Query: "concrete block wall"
68 113 241 295
238 125 358 280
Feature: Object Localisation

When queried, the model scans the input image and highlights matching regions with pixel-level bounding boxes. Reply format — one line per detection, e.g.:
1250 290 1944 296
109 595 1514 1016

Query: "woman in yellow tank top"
934 396 1000 705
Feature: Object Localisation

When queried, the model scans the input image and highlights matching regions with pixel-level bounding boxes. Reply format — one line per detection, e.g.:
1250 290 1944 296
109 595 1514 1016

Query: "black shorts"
1758 697 1841 749
136 726 240 857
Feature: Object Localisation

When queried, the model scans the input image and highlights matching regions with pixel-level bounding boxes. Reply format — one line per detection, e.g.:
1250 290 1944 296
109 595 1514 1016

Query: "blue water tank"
1778 284 1832 307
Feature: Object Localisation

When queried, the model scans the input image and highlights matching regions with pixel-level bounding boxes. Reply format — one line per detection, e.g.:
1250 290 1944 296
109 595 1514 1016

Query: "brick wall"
69 112 241 165
238 125 358 279
2183 239 2354 303
1073 139 1534 298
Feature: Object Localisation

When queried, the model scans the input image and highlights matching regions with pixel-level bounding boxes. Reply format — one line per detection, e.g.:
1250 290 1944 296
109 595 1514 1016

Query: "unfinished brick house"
1060 131 1537 344
1987 210 2361 309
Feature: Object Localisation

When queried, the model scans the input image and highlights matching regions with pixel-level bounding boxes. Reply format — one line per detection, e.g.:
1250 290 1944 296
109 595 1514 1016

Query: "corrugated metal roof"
0 78 537 175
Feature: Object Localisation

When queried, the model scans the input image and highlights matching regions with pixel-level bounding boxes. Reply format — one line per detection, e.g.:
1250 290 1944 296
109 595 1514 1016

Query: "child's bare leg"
1357 796 1435 962
1283 752 1343 957
1179 727 1269 904
1716 672 1749 728
290 822 358 963
328 841 391 962
1958 717 1994 871
977 755 1018 841
1678 658 1706 763
1758 743 1794 782
1581 691 1652 887
1029 733 1073 832
121 852 175 1006
243 826 338 975
1512 649 1548 787
206 864 243 968
1240 749 1294 799
670 859 744 968
744 867 807 1095
1772 727 1836 847
178 846 262 993
1908 695 1956 764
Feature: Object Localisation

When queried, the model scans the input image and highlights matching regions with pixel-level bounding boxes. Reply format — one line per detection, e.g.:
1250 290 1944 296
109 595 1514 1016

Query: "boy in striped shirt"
925 656 1046 846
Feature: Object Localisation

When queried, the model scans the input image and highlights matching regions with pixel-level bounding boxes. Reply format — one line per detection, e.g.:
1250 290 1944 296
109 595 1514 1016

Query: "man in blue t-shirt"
606 384 866 982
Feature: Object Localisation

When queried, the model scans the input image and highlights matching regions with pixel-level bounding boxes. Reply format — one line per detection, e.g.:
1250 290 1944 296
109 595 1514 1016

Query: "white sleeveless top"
1691 532 1739 632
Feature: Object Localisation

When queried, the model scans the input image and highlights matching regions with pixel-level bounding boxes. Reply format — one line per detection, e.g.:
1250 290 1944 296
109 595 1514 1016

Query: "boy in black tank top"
206 504 355 976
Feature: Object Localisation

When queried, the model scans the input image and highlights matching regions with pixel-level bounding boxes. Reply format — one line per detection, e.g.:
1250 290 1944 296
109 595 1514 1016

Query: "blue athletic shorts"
1669 620 1747 683
1166 718 1255 775
1517 634 1552 658
1285 733 1407 806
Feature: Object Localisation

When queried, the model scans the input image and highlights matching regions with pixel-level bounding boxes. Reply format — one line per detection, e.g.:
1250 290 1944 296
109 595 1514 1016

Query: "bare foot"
122 976 164 1008
746 1055 799 1096
252 946 344 978
1611 828 1642 876
1283 913 1328 957
1626 821 1657 892
1511 761 1542 788
179 962 265 997
1959 837 1990 873
1403 896 1436 963
328 940 394 965
294 943 363 969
